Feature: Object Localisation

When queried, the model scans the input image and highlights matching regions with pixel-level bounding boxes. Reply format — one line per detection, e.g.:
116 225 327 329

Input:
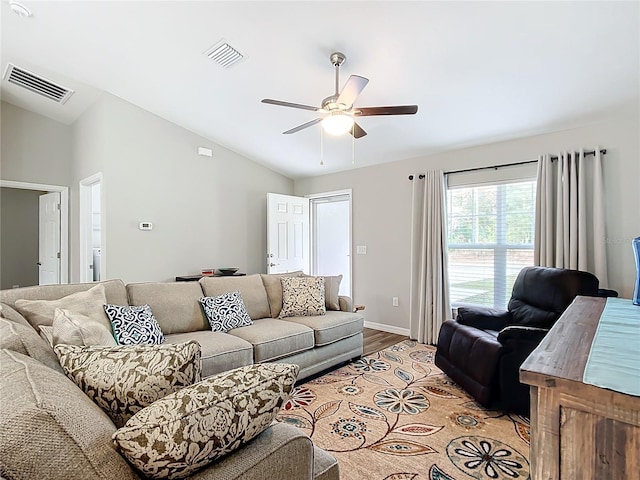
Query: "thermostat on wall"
139 222 153 231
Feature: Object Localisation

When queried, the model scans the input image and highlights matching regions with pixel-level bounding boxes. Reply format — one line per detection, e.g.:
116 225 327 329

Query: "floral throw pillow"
279 276 326 318
199 291 253 332
54 341 201 428
104 304 165 345
113 363 299 479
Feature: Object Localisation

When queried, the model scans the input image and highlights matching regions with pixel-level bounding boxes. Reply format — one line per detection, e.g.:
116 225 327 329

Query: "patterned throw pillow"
54 341 201 428
104 304 164 345
304 274 343 311
113 363 299 479
279 276 326 318
199 291 253 332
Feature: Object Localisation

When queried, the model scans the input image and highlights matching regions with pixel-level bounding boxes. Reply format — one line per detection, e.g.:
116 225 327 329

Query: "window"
447 179 536 309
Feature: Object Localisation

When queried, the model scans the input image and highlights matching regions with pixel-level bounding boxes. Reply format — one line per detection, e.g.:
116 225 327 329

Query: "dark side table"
175 273 246 282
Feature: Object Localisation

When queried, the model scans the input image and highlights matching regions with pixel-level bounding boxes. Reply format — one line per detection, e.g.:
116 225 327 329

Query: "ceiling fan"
261 52 418 138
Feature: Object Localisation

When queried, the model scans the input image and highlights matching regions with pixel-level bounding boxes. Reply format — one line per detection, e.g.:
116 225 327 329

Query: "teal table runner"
583 298 640 396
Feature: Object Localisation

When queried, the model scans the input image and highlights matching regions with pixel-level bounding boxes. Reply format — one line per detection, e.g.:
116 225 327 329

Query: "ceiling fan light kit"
261 51 418 139
322 111 354 136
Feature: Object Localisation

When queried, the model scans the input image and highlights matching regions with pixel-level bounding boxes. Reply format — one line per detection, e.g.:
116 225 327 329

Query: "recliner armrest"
457 307 512 331
597 288 618 298
497 325 549 345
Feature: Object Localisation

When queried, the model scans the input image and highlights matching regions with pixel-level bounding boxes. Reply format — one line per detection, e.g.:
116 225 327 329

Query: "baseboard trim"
363 321 410 337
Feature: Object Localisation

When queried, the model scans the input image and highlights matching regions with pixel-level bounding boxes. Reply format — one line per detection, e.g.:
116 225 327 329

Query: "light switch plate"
356 245 367 255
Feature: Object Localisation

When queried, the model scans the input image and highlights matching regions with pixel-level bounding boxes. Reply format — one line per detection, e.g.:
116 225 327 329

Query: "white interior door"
39 192 61 285
267 193 309 273
311 192 352 296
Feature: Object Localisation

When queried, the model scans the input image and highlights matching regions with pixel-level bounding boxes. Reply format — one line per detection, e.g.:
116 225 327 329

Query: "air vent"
3 63 74 104
205 41 244 68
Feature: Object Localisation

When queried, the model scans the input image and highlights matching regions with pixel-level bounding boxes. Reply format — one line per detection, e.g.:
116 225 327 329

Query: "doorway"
79 173 104 282
308 190 352 297
0 180 69 286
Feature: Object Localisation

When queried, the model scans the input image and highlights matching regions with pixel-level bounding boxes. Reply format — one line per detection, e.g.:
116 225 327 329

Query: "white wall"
71 94 294 283
294 115 640 332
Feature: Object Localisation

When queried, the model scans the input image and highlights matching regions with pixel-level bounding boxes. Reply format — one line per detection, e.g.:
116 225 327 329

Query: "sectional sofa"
0 273 364 479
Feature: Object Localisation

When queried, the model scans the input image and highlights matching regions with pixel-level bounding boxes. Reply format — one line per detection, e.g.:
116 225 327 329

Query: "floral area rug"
276 340 530 480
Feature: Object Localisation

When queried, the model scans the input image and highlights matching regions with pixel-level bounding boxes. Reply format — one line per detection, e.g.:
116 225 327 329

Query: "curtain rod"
407 148 606 179
444 148 607 176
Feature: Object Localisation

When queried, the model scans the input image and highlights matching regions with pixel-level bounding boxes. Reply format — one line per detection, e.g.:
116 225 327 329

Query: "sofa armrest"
457 307 512 331
338 296 353 313
497 325 549 345
188 423 315 480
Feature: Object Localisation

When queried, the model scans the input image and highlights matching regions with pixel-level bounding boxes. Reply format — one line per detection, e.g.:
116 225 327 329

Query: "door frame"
79 173 105 282
0 180 69 284
306 189 353 298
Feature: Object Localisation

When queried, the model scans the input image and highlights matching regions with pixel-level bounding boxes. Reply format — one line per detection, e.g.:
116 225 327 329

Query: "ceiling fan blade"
350 122 367 139
262 99 320 112
337 75 369 107
283 118 323 134
355 105 418 116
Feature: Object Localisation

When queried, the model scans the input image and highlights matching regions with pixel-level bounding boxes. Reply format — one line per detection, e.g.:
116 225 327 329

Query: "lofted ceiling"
1 1 638 179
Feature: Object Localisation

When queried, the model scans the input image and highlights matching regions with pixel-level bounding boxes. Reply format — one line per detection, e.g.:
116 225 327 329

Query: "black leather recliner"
435 266 602 413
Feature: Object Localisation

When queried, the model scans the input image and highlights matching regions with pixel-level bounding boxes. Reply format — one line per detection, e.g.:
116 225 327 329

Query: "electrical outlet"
392 297 399 307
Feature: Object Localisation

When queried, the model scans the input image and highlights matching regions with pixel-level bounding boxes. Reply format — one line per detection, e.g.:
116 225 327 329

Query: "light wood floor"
362 327 409 356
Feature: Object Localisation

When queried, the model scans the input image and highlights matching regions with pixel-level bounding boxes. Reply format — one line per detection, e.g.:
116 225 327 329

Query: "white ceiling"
1 1 638 179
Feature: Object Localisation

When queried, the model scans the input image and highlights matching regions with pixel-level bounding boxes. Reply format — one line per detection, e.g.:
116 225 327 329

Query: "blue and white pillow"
199 291 253 332
103 304 165 345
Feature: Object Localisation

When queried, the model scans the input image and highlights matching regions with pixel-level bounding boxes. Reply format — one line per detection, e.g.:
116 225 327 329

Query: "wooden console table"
520 296 640 479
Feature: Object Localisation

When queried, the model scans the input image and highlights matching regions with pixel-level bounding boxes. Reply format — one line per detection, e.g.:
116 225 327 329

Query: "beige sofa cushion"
0 349 138 480
0 302 31 327
52 308 117 346
260 271 304 318
165 331 253 378
0 317 63 373
14 283 112 332
228 318 315 362
113 363 299 480
0 279 128 308
126 282 209 334
55 341 201 428
200 274 271 320
285 310 364 346
323 275 343 311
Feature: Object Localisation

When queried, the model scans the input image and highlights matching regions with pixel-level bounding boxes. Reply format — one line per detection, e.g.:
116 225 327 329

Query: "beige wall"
0 187 44 289
294 115 640 332
70 94 294 283
3 96 294 285
0 102 73 186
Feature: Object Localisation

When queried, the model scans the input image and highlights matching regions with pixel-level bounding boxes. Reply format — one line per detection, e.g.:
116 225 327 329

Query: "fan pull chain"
352 128 355 165
320 127 324 165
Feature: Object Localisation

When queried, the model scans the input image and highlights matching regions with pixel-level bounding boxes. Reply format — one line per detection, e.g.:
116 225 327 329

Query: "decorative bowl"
217 268 239 276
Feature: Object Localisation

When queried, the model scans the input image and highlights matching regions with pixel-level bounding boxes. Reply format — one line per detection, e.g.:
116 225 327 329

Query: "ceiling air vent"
205 41 244 69
3 63 74 104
